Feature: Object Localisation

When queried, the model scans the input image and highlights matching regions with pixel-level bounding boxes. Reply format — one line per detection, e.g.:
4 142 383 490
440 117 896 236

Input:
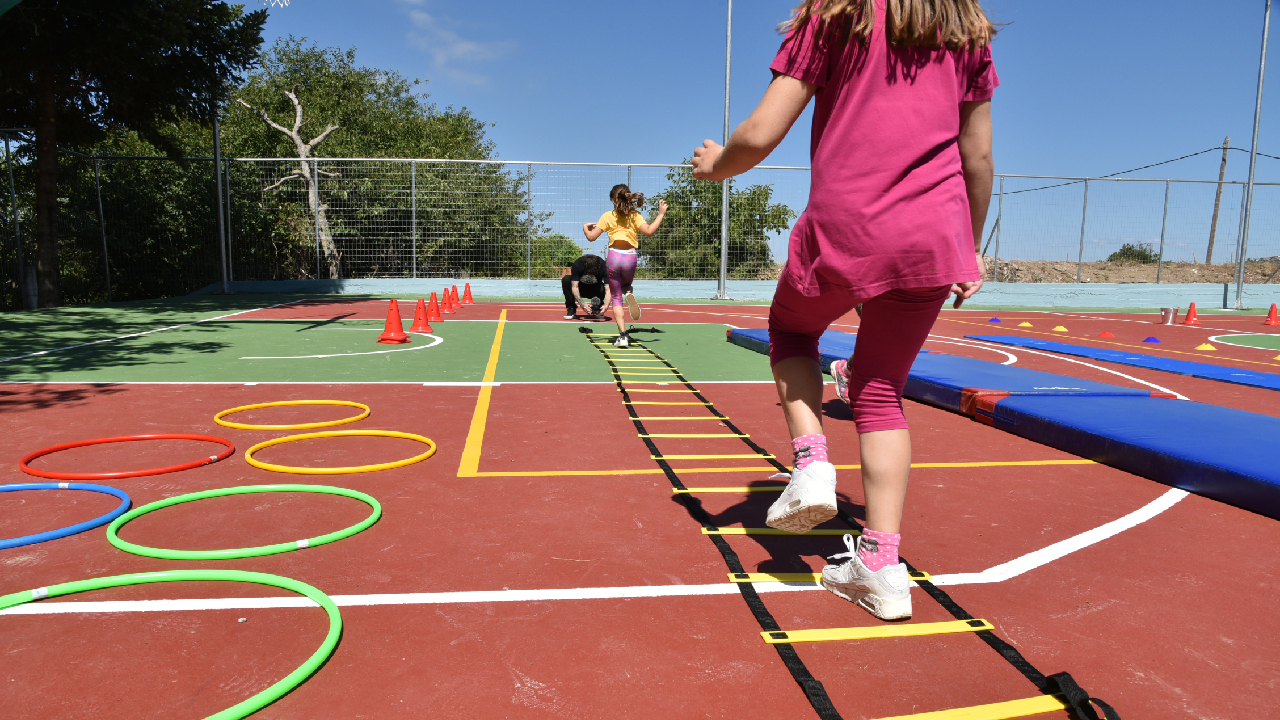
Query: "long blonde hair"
782 0 996 50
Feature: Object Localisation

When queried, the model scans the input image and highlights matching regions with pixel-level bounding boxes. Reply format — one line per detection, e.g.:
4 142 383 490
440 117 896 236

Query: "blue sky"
262 0 1280 182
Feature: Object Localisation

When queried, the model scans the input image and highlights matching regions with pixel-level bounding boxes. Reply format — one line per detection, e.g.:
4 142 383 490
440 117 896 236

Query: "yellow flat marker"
634 416 729 421
1196 343 1216 350
639 433 748 438
674 486 787 493
1018 322 1033 327
1051 326 1068 332
656 454 774 460
703 527 848 536
867 694 1068 720
729 570 931 583
762 619 992 644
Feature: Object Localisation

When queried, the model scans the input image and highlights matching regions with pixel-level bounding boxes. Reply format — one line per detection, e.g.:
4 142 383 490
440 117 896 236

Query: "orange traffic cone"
441 287 456 314
427 293 444 323
461 283 475 305
1265 303 1279 326
409 298 433 333
377 300 410 344
1181 302 1202 326
451 285 461 308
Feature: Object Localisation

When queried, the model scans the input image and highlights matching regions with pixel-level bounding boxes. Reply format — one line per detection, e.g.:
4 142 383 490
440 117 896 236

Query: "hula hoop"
0 483 131 550
0 570 340 720
108 484 381 560
214 400 370 431
20 434 235 481
244 430 436 475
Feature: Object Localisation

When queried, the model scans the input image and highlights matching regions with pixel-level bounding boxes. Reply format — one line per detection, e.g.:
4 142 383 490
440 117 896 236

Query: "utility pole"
1238 0 1272 309
1206 136 1229 264
714 0 733 300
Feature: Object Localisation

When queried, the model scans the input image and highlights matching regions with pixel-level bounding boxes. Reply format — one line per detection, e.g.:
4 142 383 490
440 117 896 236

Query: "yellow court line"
763 619 992 644
457 309 508 478
868 694 1068 720
947 317 1280 369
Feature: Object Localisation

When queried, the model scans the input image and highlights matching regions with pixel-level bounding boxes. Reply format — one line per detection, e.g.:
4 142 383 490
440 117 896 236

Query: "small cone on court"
440 288 456 314
1052 326 1068 332
988 317 1002 323
461 283 475 304
1181 302 1203 326
377 300 410 344
409 298 433 333
1265 303 1279 326
1099 331 1116 337
1018 322 1033 327
1143 336 1161 343
1195 343 1216 351
427 293 444 323
451 285 461 308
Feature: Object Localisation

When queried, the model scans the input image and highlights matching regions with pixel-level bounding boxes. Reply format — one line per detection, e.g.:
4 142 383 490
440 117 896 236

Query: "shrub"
1107 242 1158 264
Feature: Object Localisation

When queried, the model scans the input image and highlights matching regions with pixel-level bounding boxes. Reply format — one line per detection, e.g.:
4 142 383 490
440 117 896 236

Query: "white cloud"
402 7 516 85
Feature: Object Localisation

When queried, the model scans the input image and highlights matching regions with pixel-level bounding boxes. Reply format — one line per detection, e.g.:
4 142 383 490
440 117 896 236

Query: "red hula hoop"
19 434 235 480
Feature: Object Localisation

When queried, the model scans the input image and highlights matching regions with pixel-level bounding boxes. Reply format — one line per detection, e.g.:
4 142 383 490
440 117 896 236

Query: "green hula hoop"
0 569 341 720
107 484 381 560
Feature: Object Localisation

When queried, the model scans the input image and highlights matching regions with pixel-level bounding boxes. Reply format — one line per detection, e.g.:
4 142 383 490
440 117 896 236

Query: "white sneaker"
821 534 912 620
625 292 642 321
765 461 837 533
564 313 576 320
613 333 630 348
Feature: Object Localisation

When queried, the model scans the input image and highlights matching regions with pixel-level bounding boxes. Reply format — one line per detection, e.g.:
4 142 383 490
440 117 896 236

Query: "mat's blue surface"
967 335 1280 392
726 328 1280 518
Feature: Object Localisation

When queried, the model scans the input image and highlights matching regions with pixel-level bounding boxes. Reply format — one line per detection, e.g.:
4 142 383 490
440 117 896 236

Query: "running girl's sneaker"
829 359 850 403
821 534 912 620
765 460 837 533
613 332 630 348
625 292 642 321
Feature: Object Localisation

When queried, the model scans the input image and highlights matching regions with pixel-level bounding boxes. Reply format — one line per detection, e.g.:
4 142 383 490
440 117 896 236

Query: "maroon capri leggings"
767 278 950 434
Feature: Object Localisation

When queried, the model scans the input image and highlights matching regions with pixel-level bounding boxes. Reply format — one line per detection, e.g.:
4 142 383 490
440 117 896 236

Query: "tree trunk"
34 66 61 307
299 159 339 279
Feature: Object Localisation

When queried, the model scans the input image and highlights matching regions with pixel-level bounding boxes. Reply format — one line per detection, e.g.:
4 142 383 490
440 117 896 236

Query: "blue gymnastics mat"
726 328 1280 518
966 334 1280 393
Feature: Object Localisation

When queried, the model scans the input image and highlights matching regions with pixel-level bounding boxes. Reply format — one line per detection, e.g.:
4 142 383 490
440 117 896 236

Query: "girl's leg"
768 278 859 440
846 286 950 533
605 249 638 335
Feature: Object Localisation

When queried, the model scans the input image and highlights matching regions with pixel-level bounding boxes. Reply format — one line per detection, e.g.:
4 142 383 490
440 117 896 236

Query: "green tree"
0 0 265 306
1107 242 1158 264
644 165 795 279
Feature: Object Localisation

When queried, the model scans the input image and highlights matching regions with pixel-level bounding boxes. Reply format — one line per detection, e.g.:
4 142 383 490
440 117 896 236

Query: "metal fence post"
313 159 321 280
993 175 1004 282
1156 180 1170 284
225 159 233 282
93 160 112 302
627 165 631 189
715 0 733 300
1076 178 1089 283
411 159 417 279
526 163 532 281
1238 0 1272 308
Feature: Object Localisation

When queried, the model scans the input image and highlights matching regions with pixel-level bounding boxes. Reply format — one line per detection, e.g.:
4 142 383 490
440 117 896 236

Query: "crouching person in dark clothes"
562 254 612 319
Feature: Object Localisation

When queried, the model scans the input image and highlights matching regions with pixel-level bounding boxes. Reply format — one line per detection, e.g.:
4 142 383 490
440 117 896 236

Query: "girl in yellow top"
582 184 668 347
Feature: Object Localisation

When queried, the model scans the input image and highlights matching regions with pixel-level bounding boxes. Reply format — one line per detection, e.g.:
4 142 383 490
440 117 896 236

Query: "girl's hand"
657 199 668 214
585 223 597 232
951 253 986 308
692 140 724 180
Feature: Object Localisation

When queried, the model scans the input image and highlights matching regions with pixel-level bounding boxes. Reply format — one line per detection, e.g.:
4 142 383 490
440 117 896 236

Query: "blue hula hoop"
0 483 132 550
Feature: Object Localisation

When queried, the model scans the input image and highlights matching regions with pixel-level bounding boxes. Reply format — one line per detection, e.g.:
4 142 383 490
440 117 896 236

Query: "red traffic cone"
1181 302 1202 326
427 293 444 323
451 285 461 308
377 300 410 344
1265 303 1280 326
409 298 433 333
461 283 475 305
441 287 456 314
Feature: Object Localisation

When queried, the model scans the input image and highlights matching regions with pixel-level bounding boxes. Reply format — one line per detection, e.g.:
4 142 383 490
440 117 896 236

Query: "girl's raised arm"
691 72 816 182
582 222 604 241
638 200 668 236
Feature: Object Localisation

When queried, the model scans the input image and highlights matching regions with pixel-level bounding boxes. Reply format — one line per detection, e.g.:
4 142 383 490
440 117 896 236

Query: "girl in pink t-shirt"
692 0 998 620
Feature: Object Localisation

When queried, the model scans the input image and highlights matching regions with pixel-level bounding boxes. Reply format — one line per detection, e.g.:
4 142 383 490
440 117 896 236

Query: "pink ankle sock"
858 529 901 572
791 434 828 471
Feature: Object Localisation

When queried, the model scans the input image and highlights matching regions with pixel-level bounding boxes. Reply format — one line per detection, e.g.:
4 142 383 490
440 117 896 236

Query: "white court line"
239 333 442 359
0 298 310 364
0 488 1188 616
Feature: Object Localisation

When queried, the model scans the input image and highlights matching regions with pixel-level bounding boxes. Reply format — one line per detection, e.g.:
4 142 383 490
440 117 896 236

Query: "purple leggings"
768 278 949 433
606 248 637 307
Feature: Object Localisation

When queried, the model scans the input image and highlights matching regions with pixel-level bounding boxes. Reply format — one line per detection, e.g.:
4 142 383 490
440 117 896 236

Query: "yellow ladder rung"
640 433 748 438
762 619 993 644
674 486 787 494
625 401 713 405
655 454 774 460
633 416 729 420
701 527 846 535
729 570 931 583
621 388 697 392
614 371 682 376
621 383 691 386
867 694 1069 720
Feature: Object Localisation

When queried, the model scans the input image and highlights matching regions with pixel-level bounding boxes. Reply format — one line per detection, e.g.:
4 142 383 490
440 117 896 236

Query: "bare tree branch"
261 171 304 192
236 97 293 137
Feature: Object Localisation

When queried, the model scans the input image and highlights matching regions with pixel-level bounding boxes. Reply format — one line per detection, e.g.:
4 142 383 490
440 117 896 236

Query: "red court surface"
3 300 1279 720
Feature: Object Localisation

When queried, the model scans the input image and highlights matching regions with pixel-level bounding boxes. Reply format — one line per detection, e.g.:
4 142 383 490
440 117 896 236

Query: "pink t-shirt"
770 4 999 297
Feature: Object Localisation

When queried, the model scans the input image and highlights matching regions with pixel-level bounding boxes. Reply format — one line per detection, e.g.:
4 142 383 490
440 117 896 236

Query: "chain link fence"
5 149 1280 310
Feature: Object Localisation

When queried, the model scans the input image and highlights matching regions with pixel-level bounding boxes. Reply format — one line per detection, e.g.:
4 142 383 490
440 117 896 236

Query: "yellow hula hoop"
215 400 371 430
244 430 436 474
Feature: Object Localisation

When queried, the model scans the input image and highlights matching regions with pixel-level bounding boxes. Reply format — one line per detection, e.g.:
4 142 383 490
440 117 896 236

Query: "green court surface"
1212 333 1280 350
